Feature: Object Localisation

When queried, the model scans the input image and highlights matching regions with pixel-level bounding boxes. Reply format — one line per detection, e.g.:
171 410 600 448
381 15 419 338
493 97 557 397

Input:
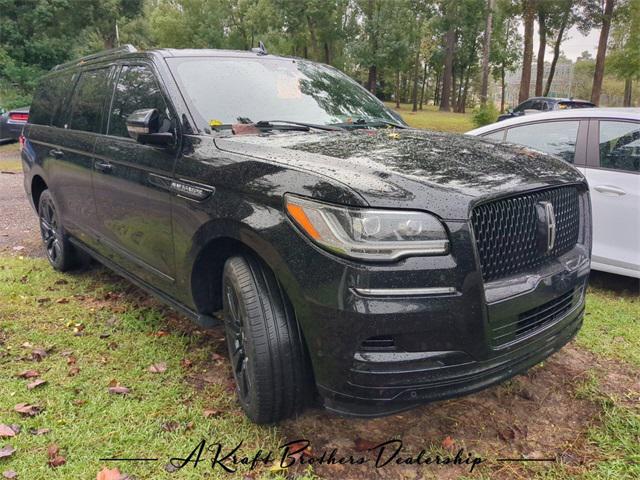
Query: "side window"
505 120 580 163
482 130 505 141
108 65 170 138
29 74 74 126
599 121 640 173
51 73 78 128
69 68 110 133
514 101 531 113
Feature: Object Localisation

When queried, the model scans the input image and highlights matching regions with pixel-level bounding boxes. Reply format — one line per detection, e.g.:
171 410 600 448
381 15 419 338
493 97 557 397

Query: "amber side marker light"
286 202 320 239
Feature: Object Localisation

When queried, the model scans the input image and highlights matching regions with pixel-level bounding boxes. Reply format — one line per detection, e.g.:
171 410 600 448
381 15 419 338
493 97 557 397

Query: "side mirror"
126 108 173 146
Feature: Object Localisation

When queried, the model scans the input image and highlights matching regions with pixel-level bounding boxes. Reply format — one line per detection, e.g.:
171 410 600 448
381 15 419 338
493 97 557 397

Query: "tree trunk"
480 0 494 106
535 9 546 96
412 50 421 112
623 78 632 107
461 66 472 113
368 65 377 95
419 62 428 109
434 70 441 104
591 0 615 105
519 0 535 103
395 69 401 108
500 66 506 112
440 19 456 111
543 5 570 96
324 41 331 64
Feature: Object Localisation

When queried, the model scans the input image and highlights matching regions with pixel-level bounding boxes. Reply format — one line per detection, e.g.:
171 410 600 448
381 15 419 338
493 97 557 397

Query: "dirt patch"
0 164 43 257
276 343 628 479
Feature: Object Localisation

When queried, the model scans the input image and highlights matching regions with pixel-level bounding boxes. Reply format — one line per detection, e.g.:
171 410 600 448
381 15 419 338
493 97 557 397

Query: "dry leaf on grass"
68 366 80 377
2 469 17 479
180 359 193 369
13 403 42 417
47 444 66 468
31 349 48 361
29 428 50 436
108 386 130 395
15 370 39 379
0 446 15 459
0 426 16 438
27 379 47 390
441 435 455 450
96 467 121 480
203 409 222 418
148 362 167 374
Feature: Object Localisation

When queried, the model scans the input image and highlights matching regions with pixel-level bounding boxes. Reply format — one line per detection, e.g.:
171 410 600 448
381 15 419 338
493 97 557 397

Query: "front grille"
471 186 580 282
490 287 582 347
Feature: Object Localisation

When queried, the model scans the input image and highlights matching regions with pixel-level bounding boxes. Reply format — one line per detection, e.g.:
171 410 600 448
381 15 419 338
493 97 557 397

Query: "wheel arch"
31 175 48 212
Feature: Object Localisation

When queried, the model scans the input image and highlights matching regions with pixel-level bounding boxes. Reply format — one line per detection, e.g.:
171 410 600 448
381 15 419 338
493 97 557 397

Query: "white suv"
468 108 640 279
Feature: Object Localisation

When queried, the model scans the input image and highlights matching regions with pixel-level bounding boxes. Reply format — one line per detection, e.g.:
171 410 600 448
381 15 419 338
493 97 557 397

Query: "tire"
38 189 79 272
222 254 311 424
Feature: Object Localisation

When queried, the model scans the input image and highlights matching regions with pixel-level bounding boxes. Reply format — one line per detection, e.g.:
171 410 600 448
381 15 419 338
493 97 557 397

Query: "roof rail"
52 44 138 71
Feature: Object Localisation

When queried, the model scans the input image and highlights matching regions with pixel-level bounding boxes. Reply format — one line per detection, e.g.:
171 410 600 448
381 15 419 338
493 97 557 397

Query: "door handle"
593 185 626 196
94 161 113 173
49 149 64 159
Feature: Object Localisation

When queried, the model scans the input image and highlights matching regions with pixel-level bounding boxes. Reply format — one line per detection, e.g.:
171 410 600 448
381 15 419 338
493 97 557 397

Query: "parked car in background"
0 106 29 142
498 97 596 122
468 108 640 279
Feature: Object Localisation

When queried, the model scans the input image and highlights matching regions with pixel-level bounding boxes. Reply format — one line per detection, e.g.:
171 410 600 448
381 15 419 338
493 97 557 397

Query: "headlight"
284 194 449 261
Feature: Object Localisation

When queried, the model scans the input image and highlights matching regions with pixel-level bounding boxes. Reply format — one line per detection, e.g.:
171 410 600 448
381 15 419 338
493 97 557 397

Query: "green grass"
0 142 22 172
0 257 294 480
578 288 640 367
386 103 475 133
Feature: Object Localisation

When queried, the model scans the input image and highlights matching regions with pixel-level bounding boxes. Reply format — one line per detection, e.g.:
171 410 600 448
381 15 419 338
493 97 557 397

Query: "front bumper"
281 216 590 417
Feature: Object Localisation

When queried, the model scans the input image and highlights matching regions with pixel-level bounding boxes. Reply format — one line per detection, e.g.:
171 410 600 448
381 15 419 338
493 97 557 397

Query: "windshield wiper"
331 118 408 129
254 120 343 132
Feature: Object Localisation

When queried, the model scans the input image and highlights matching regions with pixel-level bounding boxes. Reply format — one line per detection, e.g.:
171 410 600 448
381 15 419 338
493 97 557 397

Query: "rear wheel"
38 190 79 271
222 254 311 423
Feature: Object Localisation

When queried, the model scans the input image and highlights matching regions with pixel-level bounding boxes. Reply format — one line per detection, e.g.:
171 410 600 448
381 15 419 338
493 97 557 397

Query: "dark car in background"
0 106 29 142
21 45 591 423
498 97 595 122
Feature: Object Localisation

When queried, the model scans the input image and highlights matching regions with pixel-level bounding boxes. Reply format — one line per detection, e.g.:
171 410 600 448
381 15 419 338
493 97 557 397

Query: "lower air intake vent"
361 336 396 351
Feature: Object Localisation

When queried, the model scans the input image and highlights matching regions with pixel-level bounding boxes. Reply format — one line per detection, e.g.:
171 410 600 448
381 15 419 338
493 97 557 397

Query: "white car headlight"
284 194 449 261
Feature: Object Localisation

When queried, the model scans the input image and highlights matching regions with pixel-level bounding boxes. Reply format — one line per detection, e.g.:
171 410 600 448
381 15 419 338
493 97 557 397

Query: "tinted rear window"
557 101 595 109
68 68 111 133
29 74 75 126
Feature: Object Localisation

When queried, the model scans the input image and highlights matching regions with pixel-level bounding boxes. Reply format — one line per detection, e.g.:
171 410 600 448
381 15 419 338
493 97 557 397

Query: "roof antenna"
251 41 268 55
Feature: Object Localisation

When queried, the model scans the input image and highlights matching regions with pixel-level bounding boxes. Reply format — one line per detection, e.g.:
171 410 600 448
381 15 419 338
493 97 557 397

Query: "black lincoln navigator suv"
22 45 591 423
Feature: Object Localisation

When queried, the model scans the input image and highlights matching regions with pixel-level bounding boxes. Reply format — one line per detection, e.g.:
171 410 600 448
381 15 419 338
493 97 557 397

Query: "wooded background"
0 0 638 113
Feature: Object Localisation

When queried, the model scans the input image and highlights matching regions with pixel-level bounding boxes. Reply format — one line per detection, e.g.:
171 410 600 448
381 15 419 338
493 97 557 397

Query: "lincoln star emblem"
535 201 557 253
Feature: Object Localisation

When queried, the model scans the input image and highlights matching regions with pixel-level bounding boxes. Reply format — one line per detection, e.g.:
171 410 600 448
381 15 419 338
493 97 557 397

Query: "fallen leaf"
20 342 32 349
107 379 118 388
164 463 178 473
60 351 73 357
99 333 110 339
14 403 42 417
27 379 47 390
203 409 222 418
161 421 180 432
54 279 68 285
49 456 66 468
29 428 50 436
47 444 59 459
180 359 193 369
31 349 48 361
0 426 15 438
66 356 77 365
211 353 224 362
68 366 80 377
36 297 50 304
442 435 455 450
2 470 17 478
56 298 69 304
96 467 121 480
154 330 169 337
16 370 39 379
354 438 378 452
72 399 87 406
108 386 130 395
0 446 15 459
184 421 194 431
148 362 167 374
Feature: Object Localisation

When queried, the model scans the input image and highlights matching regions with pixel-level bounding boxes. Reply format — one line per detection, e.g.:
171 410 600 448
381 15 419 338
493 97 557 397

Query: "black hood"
215 128 586 220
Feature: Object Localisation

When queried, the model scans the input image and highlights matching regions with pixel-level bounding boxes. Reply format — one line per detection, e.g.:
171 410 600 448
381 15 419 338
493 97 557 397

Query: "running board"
69 237 222 329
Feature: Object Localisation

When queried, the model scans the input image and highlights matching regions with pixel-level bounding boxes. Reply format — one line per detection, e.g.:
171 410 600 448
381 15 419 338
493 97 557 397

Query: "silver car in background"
467 108 640 279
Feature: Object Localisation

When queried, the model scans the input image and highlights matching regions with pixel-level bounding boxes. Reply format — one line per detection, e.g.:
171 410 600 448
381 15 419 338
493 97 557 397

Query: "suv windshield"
167 56 403 129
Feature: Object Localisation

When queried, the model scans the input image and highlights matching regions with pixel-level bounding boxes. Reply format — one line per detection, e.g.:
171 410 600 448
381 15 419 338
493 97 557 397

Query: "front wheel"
222 254 311 423
38 190 78 271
